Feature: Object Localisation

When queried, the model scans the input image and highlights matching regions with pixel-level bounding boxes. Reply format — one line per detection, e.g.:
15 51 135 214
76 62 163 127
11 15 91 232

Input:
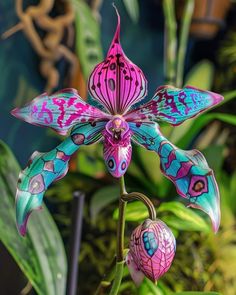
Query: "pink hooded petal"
88 8 147 115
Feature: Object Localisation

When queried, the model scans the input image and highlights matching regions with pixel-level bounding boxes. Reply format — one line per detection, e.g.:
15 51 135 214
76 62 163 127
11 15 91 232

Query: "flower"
126 219 176 285
11 10 223 236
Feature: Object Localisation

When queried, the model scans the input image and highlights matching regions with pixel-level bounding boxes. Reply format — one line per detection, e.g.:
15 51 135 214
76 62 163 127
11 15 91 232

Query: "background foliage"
1 0 236 294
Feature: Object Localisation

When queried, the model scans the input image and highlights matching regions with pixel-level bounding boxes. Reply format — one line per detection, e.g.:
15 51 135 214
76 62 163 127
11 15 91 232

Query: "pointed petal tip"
185 85 224 105
213 92 224 105
11 108 19 117
16 205 43 236
111 3 120 43
17 223 27 237
188 201 221 234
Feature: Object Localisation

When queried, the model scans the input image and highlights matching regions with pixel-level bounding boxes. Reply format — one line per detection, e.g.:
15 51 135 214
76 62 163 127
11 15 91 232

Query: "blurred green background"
0 0 236 294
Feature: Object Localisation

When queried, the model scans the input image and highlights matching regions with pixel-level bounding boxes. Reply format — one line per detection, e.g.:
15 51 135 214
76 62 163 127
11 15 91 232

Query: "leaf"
113 201 148 221
185 60 214 90
221 89 236 105
173 113 236 148
0 140 67 295
74 0 103 79
90 185 120 222
123 0 139 23
201 145 224 173
158 202 210 232
174 292 221 295
138 278 171 295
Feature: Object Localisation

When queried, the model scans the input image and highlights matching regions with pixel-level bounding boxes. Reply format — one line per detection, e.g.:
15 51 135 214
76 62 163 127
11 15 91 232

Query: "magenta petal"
125 85 224 125
88 8 147 115
126 252 145 286
11 88 110 135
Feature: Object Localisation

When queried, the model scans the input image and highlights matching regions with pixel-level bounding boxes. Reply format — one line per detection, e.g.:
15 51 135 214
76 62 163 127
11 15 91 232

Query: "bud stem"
121 192 156 221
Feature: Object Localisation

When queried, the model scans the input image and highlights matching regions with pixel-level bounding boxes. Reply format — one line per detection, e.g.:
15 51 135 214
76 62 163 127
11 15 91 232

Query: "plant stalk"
66 191 85 295
162 0 177 85
121 192 156 221
108 176 127 295
176 0 195 88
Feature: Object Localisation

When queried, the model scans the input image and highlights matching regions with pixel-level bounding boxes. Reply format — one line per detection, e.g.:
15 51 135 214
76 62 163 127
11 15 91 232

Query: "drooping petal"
16 121 106 236
125 85 223 125
129 121 221 232
103 117 132 177
11 88 110 135
88 9 147 115
126 252 145 286
129 219 176 283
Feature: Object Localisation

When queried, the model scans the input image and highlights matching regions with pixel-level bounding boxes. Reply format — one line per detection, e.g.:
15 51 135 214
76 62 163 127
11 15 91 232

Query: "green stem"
162 0 177 85
108 176 127 295
176 0 195 88
108 261 125 295
94 257 116 295
122 192 156 220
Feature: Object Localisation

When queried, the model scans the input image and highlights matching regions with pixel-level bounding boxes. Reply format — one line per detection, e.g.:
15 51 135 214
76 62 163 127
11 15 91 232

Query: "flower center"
105 116 129 144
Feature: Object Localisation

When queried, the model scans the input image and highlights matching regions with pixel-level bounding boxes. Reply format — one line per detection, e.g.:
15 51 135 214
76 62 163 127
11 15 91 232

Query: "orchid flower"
126 219 176 286
11 11 223 236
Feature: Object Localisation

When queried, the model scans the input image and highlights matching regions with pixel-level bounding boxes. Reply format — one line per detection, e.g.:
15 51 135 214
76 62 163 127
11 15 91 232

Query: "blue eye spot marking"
107 157 116 171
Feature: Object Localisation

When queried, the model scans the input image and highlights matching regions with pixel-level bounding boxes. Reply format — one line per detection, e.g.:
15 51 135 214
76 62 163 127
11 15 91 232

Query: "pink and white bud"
127 219 176 285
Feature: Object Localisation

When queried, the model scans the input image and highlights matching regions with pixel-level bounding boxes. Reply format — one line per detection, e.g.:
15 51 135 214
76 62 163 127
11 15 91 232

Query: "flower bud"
126 219 176 285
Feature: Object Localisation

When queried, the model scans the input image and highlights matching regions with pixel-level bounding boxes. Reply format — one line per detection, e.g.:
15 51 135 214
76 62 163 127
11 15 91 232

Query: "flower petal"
16 121 106 236
11 88 110 135
125 85 223 125
129 121 221 232
88 8 147 115
126 252 145 286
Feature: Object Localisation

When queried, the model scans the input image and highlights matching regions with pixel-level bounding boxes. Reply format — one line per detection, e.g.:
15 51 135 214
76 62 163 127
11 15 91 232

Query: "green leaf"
202 145 224 173
174 112 236 148
0 140 67 295
90 185 119 222
158 202 210 232
113 201 148 221
123 0 139 23
74 0 103 79
185 60 214 90
174 292 221 295
138 278 171 295
221 89 236 105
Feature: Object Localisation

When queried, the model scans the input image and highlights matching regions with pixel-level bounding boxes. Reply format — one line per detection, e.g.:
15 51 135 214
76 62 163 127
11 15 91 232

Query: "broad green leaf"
174 292 221 295
174 113 236 148
123 0 139 23
90 185 119 222
74 0 103 79
138 278 171 295
185 60 214 90
158 202 210 232
201 145 224 173
113 201 148 221
0 140 67 295
221 89 236 105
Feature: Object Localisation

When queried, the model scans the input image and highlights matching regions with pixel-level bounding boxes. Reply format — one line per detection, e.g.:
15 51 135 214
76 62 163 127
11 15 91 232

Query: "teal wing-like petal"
16 121 106 236
125 85 223 125
129 121 220 232
11 88 110 135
